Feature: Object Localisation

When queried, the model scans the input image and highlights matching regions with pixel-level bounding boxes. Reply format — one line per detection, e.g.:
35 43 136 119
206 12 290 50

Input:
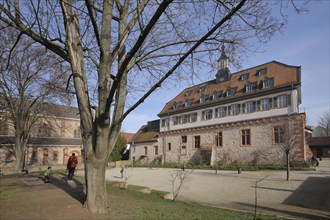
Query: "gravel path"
105 159 330 219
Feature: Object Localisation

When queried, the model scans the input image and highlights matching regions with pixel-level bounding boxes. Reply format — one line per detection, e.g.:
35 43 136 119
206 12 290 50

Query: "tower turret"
215 45 230 83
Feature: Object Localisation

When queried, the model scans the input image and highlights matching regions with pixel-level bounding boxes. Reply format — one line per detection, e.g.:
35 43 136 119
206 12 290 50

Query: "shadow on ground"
283 176 330 212
50 172 86 204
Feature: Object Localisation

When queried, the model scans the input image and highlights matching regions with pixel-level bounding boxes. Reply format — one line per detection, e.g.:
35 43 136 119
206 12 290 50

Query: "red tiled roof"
129 125 159 143
120 132 135 142
158 61 300 116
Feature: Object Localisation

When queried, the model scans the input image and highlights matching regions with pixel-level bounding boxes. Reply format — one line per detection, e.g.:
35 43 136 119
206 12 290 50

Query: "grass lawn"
106 182 284 220
0 173 286 219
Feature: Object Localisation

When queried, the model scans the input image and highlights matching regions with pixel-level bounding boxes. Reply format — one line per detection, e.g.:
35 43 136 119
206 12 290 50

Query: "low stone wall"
107 160 131 168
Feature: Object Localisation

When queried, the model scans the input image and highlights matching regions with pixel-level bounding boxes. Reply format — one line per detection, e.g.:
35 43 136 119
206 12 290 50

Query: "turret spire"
215 44 230 83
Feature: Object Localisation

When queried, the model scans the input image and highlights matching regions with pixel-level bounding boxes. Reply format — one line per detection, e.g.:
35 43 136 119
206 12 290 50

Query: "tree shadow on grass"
50 172 86 205
235 202 330 220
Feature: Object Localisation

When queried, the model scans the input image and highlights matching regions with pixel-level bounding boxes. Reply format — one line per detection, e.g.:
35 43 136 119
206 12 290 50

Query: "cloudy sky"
121 1 330 133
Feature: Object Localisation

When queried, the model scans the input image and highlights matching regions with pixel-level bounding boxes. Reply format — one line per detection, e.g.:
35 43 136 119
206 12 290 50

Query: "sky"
121 1 330 133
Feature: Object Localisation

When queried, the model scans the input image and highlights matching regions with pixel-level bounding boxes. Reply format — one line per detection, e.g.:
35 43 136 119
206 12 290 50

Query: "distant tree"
0 0 308 214
108 134 127 162
317 111 330 137
0 29 71 172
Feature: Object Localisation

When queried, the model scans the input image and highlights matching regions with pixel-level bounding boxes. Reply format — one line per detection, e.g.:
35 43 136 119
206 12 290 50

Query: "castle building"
130 47 313 166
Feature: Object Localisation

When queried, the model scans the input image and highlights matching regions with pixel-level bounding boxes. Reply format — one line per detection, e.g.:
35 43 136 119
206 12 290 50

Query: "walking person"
67 153 78 181
120 166 124 179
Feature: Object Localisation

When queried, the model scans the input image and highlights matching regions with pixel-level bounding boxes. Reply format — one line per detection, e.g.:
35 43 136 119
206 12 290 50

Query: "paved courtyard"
106 159 330 219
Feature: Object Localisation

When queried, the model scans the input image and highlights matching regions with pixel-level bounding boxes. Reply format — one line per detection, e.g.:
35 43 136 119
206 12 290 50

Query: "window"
215 132 223 147
5 151 14 162
168 143 171 151
202 109 213 120
194 136 201 149
172 102 182 109
200 95 207 104
161 119 168 127
181 115 188 124
184 90 192 97
278 95 287 108
185 99 194 107
182 135 187 143
198 86 205 93
154 146 158 155
231 104 239 115
226 88 236 97
53 151 58 162
245 101 254 113
273 126 284 144
262 78 273 88
245 83 256 92
239 74 249 80
215 107 226 118
256 68 267 76
212 91 222 100
190 113 197 122
261 98 269 111
144 147 148 155
241 129 251 146
31 149 38 163
173 116 179 125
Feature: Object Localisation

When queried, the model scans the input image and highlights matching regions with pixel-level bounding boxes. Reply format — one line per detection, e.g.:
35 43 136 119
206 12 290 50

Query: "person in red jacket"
67 153 78 181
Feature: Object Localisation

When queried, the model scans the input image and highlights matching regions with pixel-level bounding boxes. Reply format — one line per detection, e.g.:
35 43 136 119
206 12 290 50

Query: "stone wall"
159 114 308 166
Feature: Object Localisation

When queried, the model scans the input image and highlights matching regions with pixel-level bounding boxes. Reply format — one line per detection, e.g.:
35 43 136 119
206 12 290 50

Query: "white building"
130 48 312 166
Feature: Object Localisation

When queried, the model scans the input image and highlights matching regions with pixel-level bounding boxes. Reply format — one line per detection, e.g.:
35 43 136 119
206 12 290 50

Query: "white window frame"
278 95 287 108
190 113 197 122
215 107 226 118
246 101 254 113
245 83 255 92
261 98 269 111
202 109 213 120
231 104 239 115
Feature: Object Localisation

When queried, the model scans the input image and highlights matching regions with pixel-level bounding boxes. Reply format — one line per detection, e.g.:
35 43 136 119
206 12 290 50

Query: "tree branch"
117 0 247 125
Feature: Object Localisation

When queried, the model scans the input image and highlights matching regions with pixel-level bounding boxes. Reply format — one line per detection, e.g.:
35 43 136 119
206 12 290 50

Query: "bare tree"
169 170 192 201
317 111 330 137
0 29 71 172
277 115 304 181
0 0 308 214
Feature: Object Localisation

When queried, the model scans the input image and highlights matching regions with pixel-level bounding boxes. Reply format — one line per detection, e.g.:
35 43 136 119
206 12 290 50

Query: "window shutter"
287 94 291 106
228 106 231 116
269 98 273 109
224 106 227 116
242 103 246 113
256 100 261 111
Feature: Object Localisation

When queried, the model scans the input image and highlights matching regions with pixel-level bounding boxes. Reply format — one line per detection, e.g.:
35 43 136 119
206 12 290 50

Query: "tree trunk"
84 154 107 213
14 133 27 172
286 153 290 181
